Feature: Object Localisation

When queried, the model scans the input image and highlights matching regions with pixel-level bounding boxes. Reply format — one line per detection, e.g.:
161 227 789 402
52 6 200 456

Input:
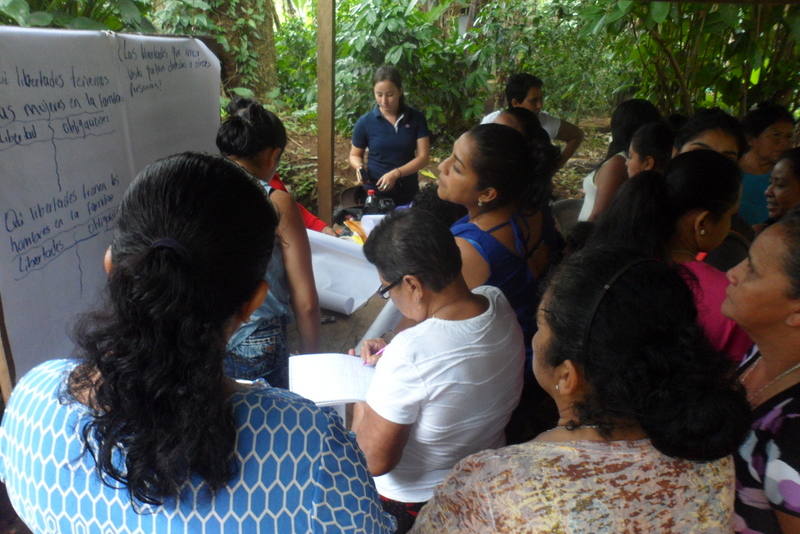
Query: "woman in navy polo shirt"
349 65 431 206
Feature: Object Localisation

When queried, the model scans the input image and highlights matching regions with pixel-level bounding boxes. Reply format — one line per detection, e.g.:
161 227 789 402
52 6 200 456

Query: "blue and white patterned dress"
0 359 395 533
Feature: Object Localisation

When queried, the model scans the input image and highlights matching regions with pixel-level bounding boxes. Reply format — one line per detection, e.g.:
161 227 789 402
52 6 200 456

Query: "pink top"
684 261 752 362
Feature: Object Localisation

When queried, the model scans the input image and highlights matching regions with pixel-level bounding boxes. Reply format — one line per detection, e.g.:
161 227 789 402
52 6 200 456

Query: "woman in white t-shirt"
351 208 525 533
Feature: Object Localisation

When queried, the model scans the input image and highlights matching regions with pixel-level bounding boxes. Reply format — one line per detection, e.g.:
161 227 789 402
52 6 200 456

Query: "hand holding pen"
355 337 387 367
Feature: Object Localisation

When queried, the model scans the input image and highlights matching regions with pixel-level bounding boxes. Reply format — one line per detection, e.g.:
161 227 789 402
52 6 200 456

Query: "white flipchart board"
0 27 221 397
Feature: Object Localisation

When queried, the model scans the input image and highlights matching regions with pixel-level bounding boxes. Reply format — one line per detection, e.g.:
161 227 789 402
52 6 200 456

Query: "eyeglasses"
377 278 403 299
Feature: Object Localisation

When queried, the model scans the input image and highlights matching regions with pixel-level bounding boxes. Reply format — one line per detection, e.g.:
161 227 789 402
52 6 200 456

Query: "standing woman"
350 65 431 206
739 103 795 226
217 100 320 387
723 207 800 534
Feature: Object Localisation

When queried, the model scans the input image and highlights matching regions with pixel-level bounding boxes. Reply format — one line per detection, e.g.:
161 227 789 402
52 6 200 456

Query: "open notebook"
289 353 375 406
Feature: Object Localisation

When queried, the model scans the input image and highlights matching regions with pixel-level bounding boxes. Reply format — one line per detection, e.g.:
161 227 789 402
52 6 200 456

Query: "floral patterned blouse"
734 378 800 533
411 439 735 534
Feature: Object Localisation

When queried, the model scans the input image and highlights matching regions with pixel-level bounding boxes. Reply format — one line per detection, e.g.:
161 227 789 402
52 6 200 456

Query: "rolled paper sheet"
307 230 380 315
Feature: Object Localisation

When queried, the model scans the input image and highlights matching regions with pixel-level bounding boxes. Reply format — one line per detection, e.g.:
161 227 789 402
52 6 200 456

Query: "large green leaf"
117 0 141 23
66 16 108 30
0 0 30 26
649 2 670 24
26 10 52 26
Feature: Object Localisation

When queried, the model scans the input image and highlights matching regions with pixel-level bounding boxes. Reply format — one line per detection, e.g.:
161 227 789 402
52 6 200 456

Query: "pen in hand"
363 346 385 366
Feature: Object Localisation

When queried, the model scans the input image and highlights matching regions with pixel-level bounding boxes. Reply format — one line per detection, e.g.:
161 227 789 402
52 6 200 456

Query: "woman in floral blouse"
412 247 752 533
723 206 800 534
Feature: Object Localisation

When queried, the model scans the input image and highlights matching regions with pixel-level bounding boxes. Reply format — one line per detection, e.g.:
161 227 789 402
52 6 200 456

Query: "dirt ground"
280 117 611 214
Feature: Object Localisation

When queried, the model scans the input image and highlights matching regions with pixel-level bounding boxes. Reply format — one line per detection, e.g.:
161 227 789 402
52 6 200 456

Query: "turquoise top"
228 183 292 349
0 359 396 533
740 171 770 225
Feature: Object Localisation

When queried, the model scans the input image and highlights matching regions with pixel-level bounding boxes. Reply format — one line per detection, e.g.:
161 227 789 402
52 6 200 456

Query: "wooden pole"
316 0 335 224
0 294 14 405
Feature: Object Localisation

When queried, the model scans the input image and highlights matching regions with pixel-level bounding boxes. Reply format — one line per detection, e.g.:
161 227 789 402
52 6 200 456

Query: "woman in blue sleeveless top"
437 121 562 442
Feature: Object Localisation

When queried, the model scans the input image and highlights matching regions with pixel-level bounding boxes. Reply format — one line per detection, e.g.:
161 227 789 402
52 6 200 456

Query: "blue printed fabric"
0 359 395 533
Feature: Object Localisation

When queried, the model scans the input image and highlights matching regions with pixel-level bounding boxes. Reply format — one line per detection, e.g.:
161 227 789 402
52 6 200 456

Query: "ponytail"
467 123 551 214
216 97 287 158
69 153 278 505
589 170 673 259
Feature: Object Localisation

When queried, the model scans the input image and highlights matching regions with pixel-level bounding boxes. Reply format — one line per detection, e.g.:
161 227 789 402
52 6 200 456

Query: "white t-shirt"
577 152 627 222
481 109 561 141
366 285 524 503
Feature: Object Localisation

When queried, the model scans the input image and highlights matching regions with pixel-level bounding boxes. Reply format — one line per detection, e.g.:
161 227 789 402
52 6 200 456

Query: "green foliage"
0 0 155 31
274 16 318 109
274 0 626 140
155 0 273 91
470 0 628 122
334 0 488 139
582 1 800 115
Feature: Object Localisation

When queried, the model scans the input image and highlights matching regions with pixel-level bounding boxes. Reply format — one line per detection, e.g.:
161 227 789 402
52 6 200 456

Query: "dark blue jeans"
224 316 289 388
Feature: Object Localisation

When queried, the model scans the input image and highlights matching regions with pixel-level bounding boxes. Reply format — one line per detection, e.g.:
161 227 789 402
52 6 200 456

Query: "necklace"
555 424 600 430
742 356 800 405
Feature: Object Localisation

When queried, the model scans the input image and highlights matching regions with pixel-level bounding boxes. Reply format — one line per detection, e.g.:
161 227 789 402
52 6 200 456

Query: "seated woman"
723 206 800 534
625 121 674 176
674 109 753 272
764 148 800 226
437 123 561 441
578 99 661 221
413 247 751 533
675 107 746 162
352 208 524 533
587 150 753 361
0 153 394 533
217 99 320 387
739 103 795 226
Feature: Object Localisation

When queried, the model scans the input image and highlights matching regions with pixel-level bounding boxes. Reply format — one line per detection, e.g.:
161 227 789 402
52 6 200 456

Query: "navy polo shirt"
351 104 430 187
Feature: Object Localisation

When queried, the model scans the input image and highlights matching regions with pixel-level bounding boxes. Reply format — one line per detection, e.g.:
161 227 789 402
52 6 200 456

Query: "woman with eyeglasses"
351 208 525 533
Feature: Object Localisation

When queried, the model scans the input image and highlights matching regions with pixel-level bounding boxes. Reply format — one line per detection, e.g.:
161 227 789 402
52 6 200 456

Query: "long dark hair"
742 102 794 139
674 107 746 156
606 99 661 159
542 247 751 460
467 123 554 214
499 107 561 181
68 153 278 505
588 150 741 259
216 97 287 158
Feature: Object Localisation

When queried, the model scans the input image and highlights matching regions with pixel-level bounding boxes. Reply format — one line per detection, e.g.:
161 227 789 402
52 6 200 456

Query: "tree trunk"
210 0 278 97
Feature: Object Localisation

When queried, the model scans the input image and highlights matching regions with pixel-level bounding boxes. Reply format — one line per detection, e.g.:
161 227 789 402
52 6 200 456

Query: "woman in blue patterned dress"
723 206 800 534
0 153 394 533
